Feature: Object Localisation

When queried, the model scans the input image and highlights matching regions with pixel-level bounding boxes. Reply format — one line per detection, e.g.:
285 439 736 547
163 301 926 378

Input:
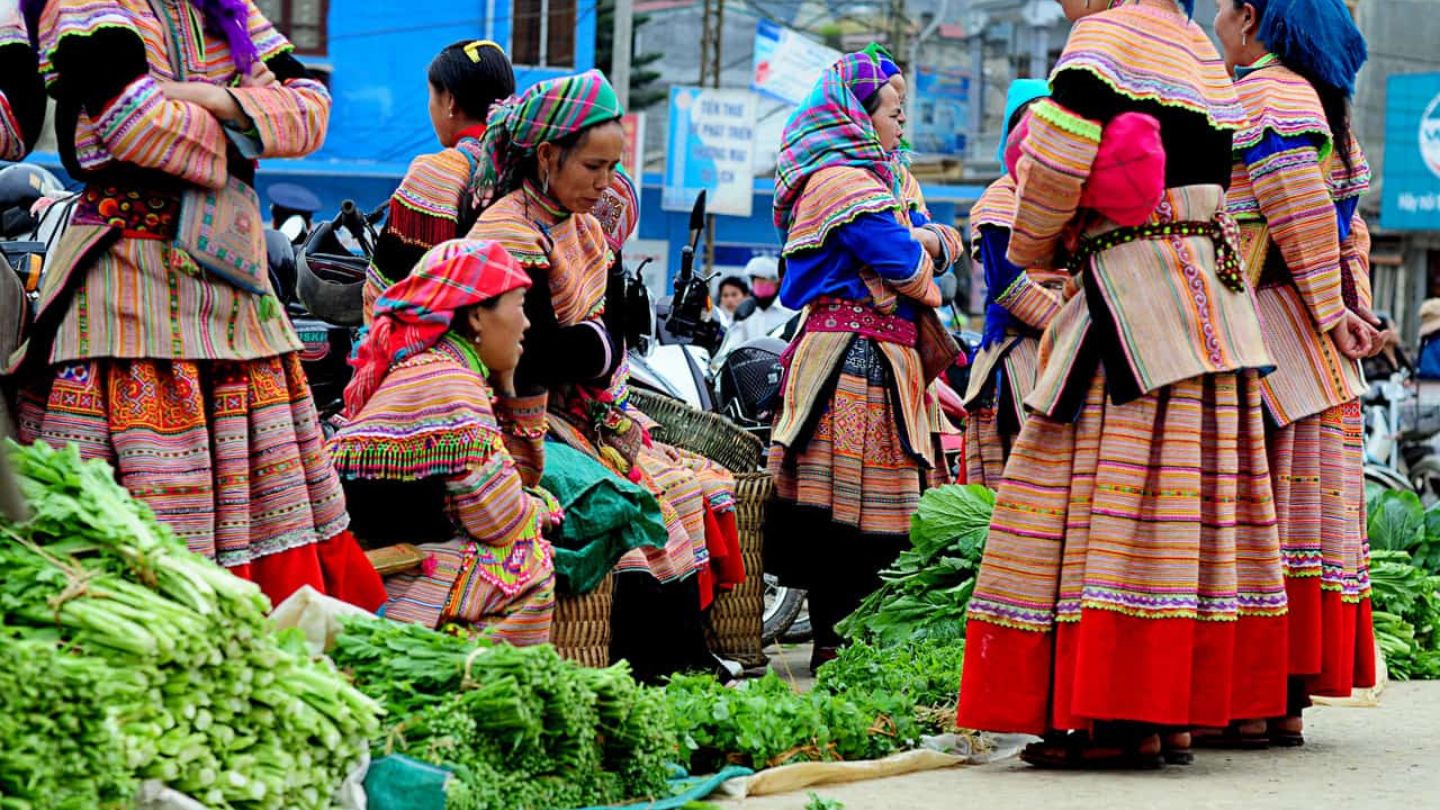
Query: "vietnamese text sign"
1382 72 1440 231
750 19 841 107
663 87 757 218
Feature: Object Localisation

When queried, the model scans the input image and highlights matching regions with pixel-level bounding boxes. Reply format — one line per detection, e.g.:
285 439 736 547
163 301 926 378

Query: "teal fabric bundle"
541 440 669 595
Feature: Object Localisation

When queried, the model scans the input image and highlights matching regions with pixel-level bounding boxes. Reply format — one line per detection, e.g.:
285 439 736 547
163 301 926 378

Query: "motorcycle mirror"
688 190 707 234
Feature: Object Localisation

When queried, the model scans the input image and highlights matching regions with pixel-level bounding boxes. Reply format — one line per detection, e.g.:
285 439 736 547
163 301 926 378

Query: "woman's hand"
491 367 518 398
157 79 249 128
1330 311 1379 360
912 226 942 259
241 62 277 89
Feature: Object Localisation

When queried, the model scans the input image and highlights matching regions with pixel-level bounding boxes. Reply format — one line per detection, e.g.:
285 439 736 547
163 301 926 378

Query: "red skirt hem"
958 610 1288 733
228 530 386 612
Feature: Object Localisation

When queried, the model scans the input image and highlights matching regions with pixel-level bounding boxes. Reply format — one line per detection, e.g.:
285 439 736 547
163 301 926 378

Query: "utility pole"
698 0 724 272
612 0 634 107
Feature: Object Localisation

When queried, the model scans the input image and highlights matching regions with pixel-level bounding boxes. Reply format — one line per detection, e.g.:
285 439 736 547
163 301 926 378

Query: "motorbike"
1361 337 1440 503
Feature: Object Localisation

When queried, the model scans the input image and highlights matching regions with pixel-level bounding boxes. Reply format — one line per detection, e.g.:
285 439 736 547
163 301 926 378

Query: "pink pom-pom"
421 554 439 577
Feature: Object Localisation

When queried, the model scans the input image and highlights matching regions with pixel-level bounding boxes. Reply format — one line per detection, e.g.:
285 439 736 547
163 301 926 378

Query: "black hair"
1007 98 1040 136
1233 0 1354 173
862 88 886 115
498 117 624 200
719 276 750 296
428 40 516 123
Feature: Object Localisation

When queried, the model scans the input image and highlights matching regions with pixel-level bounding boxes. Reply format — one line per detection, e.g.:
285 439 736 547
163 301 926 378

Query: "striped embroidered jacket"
1226 61 1370 426
32 0 331 364
1007 0 1272 420
963 175 1065 417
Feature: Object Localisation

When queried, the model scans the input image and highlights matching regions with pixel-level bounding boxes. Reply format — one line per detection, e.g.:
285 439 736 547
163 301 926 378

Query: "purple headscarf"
23 0 259 72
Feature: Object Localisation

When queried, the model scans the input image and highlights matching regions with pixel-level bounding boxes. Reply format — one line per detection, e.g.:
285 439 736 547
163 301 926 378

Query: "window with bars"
512 0 577 68
253 0 329 56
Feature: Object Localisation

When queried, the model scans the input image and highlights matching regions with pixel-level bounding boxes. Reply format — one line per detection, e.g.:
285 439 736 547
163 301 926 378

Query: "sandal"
1161 730 1194 765
1192 720 1269 750
1267 716 1305 748
1020 729 1164 770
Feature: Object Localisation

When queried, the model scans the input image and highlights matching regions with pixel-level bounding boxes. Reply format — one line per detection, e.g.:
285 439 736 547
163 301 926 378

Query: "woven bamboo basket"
627 388 771 667
706 471 772 667
552 572 614 669
628 389 764 473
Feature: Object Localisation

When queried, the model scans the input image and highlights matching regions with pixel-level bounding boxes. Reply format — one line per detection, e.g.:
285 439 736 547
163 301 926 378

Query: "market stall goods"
0 440 381 810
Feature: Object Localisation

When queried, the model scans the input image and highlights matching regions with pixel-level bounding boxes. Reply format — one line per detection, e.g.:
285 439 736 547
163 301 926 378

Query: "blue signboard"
1382 72 1440 231
663 87 758 217
910 67 971 156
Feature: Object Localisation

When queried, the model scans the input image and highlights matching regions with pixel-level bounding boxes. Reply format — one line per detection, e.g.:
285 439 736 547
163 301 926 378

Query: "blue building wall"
314 0 597 165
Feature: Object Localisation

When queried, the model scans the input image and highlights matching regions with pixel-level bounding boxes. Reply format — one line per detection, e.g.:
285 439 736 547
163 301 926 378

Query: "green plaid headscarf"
773 53 894 237
480 69 625 199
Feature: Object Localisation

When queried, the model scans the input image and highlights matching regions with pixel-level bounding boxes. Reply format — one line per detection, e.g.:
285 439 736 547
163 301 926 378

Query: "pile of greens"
814 638 966 733
1366 489 1440 680
0 440 381 809
837 485 994 646
331 616 675 810
662 672 919 773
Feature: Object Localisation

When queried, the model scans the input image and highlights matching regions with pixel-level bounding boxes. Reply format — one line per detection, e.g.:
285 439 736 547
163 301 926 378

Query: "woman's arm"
444 439 547 548
836 211 940 303
46 18 230 187
1241 130 1347 331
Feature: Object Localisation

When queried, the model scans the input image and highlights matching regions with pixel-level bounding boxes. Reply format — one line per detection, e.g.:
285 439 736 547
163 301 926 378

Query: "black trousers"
610 572 714 684
764 498 907 650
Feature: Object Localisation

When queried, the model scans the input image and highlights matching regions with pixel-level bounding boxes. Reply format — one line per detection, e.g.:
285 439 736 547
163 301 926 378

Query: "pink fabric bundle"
1006 110 1166 228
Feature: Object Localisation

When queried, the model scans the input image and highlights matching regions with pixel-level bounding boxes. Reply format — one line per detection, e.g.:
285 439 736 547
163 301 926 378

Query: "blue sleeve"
1243 129 1357 243
978 225 1022 349
1335 195 1359 242
835 212 926 284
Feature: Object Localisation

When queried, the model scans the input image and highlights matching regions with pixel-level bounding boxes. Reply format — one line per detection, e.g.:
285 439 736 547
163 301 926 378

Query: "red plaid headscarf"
345 239 530 416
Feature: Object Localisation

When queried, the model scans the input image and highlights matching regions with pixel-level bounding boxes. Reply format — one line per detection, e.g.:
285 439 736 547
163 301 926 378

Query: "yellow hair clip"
464 40 502 63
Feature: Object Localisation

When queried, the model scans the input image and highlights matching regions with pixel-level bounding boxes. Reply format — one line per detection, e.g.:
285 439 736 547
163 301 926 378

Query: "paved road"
717 677 1440 810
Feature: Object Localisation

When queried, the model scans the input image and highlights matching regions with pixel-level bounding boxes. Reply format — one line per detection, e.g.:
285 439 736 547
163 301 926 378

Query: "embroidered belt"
1066 214 1246 293
72 185 181 240
805 297 917 347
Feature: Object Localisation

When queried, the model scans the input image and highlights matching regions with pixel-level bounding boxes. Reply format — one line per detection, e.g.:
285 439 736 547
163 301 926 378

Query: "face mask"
751 279 778 299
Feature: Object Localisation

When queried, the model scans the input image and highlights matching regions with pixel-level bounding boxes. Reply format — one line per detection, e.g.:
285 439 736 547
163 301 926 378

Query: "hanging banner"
1382 72 1440 231
663 87 757 218
620 112 646 181
750 19 841 107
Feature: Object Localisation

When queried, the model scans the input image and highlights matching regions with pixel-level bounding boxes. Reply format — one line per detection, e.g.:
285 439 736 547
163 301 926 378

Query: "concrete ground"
721 645 1440 810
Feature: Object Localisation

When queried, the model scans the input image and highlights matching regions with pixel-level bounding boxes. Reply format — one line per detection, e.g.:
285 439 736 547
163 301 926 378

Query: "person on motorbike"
330 240 560 643
363 39 516 324
466 70 743 683
715 275 749 327
267 181 322 243
16 0 384 611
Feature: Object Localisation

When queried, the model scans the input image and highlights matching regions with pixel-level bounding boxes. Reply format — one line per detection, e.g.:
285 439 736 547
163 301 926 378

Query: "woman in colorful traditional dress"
466 70 740 682
329 240 558 643
1214 0 1379 746
767 53 961 673
1 3 44 161
954 0 1294 767
362 40 515 324
962 80 1066 487
17 0 385 610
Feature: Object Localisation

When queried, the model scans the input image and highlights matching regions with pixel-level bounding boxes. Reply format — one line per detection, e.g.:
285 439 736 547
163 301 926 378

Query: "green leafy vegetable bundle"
814 638 966 733
0 441 382 809
838 485 995 646
1370 548 1440 680
331 616 675 810
663 672 920 773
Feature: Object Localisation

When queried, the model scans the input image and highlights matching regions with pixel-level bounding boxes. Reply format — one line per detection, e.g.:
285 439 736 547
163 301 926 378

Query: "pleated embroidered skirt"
957 368 1290 733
